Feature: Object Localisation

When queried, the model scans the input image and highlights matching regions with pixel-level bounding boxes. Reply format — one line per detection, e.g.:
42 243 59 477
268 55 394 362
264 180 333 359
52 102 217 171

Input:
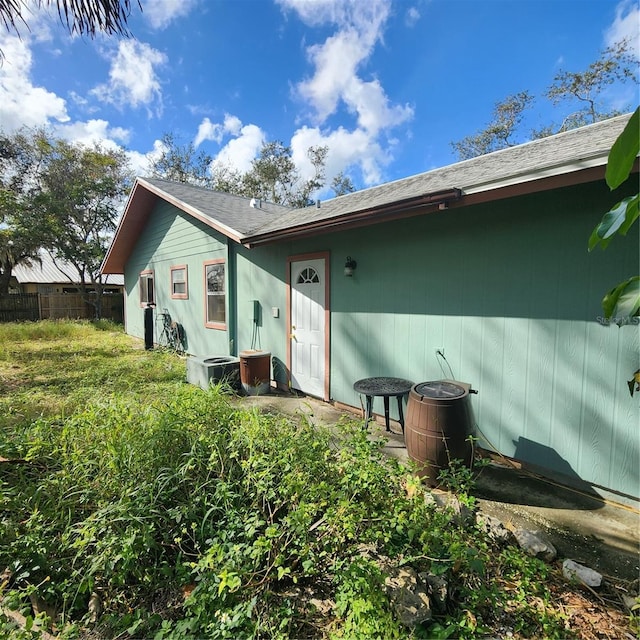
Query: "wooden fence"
0 293 40 322
0 293 124 323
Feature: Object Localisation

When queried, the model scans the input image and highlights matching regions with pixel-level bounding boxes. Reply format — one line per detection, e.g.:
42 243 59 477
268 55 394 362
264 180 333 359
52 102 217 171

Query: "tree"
150 133 214 188
0 128 49 294
209 163 243 195
451 39 639 160
0 127 133 316
1 0 139 39
240 141 328 208
34 137 133 318
0 229 40 294
451 92 534 161
546 38 638 132
588 107 639 324
151 135 349 208
331 171 356 197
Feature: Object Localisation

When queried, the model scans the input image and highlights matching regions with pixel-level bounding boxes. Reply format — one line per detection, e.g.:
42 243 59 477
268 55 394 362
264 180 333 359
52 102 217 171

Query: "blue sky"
1 0 638 197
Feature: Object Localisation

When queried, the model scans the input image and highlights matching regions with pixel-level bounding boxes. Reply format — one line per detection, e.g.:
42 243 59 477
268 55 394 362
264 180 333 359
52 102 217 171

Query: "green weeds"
0 321 623 638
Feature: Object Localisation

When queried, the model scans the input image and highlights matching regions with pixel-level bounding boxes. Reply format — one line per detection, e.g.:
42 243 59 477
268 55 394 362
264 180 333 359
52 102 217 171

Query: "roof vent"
316 199 321 209
250 198 262 209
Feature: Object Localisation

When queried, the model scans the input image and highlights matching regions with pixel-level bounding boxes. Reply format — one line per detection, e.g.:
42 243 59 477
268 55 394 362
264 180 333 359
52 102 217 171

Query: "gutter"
242 188 463 247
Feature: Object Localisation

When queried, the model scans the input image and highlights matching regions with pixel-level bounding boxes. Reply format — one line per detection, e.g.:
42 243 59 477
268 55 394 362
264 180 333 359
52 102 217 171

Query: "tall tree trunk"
0 260 13 295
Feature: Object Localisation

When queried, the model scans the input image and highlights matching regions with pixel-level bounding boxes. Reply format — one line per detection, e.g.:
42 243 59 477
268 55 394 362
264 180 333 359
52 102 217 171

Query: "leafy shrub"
0 321 589 638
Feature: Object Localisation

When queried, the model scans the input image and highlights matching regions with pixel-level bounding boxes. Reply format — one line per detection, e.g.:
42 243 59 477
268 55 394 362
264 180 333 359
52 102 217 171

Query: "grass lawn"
0 321 635 639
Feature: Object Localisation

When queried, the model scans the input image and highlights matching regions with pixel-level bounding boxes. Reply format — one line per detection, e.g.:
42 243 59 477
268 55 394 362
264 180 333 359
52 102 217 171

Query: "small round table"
353 377 414 433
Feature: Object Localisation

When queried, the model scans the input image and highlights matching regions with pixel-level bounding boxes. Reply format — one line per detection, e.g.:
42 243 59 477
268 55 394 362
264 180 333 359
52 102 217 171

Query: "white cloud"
277 0 387 31
127 147 157 177
91 40 167 112
192 114 265 174
2 0 56 43
296 30 365 123
0 35 69 131
277 0 413 186
294 0 414 133
343 73 413 134
106 138 169 180
605 0 640 59
0 24 153 183
212 123 266 173
290 124 389 190
601 0 640 111
53 119 130 147
194 114 243 146
143 0 200 30
405 7 420 27
194 118 221 146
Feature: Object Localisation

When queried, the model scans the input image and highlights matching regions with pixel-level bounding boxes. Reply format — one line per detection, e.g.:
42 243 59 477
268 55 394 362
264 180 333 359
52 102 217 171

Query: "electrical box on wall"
272 307 279 318
252 300 261 325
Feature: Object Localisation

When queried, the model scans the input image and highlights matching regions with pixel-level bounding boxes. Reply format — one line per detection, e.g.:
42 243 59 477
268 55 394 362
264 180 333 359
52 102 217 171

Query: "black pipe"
144 304 154 350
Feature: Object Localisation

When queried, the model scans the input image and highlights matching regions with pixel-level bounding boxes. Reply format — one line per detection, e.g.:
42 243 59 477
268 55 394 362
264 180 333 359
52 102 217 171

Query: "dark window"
140 271 154 306
297 267 319 284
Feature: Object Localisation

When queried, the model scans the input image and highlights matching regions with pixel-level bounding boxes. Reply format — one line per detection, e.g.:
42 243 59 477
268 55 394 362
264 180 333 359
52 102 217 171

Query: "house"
101 114 639 498
11 251 124 320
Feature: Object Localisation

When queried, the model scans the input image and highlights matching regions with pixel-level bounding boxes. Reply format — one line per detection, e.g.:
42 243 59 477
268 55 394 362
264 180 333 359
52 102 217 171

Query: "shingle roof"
140 177 290 237
102 114 636 273
247 113 634 240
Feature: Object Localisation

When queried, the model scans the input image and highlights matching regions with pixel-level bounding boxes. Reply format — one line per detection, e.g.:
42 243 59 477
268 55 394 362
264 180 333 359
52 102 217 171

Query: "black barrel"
405 380 476 485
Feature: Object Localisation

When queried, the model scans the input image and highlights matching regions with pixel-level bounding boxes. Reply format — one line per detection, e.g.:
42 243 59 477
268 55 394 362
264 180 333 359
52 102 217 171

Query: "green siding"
234 244 291 386
123 180 639 497
325 182 638 497
124 201 231 355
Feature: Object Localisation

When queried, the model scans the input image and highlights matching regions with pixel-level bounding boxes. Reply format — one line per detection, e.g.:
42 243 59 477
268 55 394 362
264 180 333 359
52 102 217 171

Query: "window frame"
204 258 226 330
170 264 189 300
139 269 155 307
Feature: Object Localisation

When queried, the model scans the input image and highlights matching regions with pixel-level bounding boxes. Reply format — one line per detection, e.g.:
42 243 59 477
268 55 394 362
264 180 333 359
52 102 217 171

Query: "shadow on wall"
272 356 289 390
473 437 605 510
176 323 188 352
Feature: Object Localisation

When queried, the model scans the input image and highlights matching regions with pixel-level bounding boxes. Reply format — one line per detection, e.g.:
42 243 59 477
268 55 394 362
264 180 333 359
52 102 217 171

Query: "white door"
290 258 326 398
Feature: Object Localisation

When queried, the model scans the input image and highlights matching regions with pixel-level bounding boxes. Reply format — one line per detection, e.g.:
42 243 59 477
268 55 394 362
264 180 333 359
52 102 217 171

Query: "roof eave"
243 156 638 248
101 178 247 274
243 188 463 247
137 178 246 244
101 180 155 274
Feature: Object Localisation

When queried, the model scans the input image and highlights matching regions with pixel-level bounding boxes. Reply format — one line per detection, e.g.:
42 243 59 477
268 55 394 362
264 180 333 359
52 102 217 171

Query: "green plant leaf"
602 276 640 322
606 107 640 190
588 194 639 251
